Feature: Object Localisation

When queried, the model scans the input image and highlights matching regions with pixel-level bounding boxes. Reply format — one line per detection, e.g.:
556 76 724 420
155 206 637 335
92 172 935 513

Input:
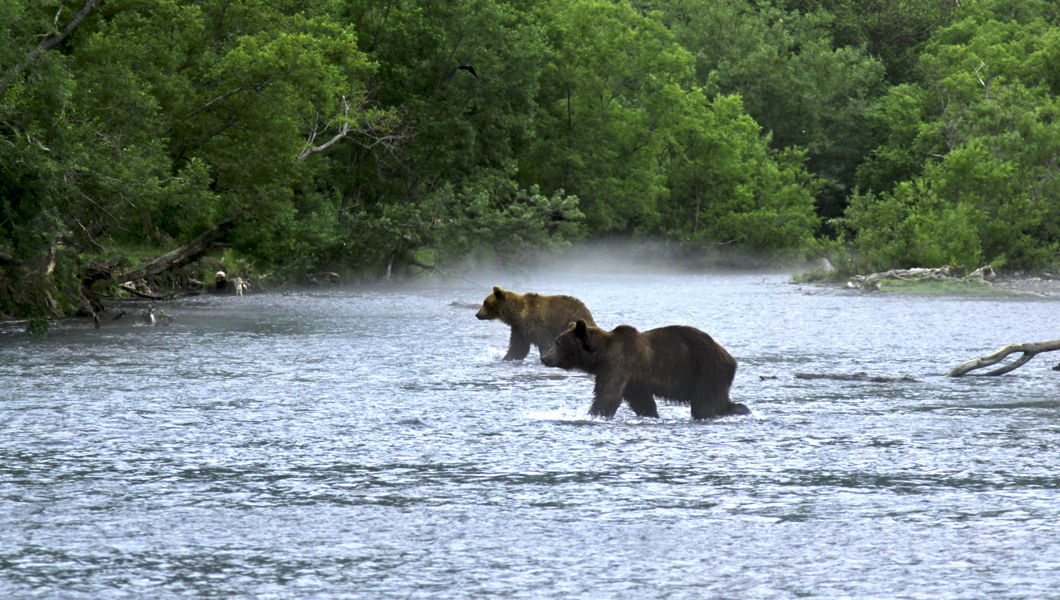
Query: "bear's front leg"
504 329 532 360
588 378 625 418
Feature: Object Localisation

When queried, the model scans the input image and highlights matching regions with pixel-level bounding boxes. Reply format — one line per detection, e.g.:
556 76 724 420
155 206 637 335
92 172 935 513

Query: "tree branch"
973 61 990 100
848 266 954 290
177 86 248 124
298 97 353 161
297 96 407 161
40 0 99 52
0 0 100 95
948 340 1060 376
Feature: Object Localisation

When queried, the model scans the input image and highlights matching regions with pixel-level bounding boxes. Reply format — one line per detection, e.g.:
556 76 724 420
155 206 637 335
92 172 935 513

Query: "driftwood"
795 372 918 383
138 304 172 326
403 256 481 286
305 271 341 286
213 271 249 295
948 340 1060 376
118 281 166 300
848 265 995 291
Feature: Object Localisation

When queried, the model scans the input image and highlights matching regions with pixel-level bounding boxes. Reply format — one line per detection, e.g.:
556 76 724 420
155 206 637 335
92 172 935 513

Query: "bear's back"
638 325 736 383
524 293 595 327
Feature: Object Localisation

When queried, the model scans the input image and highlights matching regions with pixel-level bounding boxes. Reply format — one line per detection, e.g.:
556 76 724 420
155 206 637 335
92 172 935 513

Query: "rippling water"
2 268 1058 599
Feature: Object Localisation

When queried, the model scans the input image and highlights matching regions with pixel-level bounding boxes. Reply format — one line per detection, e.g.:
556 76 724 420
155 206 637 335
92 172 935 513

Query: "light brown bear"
476 286 597 361
541 319 749 419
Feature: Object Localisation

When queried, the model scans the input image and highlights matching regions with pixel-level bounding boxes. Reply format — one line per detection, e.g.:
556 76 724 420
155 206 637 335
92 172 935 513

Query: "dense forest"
2 0 1059 327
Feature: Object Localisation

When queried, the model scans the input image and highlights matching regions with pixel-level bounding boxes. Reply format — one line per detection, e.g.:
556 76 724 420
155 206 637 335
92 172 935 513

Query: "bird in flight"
447 63 478 80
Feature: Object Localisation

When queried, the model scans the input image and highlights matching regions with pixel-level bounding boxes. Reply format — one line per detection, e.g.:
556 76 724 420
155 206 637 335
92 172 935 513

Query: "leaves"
4 0 1059 324
843 0 1060 271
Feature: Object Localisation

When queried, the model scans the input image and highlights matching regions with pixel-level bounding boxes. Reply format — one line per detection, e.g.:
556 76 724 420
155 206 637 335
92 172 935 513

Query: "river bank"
855 271 1060 298
4 255 1059 336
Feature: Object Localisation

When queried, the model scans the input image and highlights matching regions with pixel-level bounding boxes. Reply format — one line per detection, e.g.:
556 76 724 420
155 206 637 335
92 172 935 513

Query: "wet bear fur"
541 319 749 419
476 286 597 361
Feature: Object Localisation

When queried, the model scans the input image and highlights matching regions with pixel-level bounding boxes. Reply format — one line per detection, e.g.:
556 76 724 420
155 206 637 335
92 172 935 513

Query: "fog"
418 239 820 298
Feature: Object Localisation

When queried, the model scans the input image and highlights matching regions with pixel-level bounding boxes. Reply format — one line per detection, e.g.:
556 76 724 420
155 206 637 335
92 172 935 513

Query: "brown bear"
476 286 597 361
541 319 749 419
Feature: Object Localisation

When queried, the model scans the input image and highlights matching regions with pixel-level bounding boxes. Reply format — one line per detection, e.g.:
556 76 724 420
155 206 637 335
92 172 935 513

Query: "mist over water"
2 254 1059 599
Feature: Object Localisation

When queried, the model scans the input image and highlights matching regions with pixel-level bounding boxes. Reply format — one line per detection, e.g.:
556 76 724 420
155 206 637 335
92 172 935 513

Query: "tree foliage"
847 0 1060 271
2 0 1058 324
645 0 886 224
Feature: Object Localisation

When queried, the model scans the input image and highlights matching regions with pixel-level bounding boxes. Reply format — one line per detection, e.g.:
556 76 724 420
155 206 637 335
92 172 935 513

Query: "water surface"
1 269 1058 598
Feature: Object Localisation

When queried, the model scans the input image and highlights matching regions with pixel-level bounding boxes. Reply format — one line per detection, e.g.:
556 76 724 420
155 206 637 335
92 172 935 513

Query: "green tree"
1 0 385 322
846 0 1060 270
519 0 695 232
644 0 886 227
1 0 115 322
776 0 959 83
343 0 822 264
334 0 586 272
663 93 819 250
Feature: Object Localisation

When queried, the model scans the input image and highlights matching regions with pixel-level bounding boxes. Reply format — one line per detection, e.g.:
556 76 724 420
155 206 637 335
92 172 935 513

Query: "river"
1 264 1058 599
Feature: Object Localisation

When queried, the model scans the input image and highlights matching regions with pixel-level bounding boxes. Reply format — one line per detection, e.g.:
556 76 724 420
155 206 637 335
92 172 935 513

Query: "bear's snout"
541 348 558 367
475 309 489 320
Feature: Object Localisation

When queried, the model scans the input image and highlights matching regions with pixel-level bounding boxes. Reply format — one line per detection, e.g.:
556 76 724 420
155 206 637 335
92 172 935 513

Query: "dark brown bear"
541 319 749 419
476 286 597 361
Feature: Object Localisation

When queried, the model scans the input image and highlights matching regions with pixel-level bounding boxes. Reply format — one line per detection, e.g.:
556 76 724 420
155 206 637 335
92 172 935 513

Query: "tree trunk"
948 340 1060 376
113 213 240 282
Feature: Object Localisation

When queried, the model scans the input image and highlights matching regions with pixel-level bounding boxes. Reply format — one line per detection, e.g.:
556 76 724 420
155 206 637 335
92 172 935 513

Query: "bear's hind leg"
624 386 659 418
691 387 747 419
690 390 726 420
722 401 750 416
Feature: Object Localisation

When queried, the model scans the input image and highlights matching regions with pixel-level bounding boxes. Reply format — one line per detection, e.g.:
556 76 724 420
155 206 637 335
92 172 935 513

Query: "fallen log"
947 340 1060 376
77 214 240 320
795 372 919 383
115 213 240 282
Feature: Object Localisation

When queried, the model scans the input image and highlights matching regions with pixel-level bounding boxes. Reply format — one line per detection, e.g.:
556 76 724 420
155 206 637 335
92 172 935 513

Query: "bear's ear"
573 319 593 352
492 286 505 299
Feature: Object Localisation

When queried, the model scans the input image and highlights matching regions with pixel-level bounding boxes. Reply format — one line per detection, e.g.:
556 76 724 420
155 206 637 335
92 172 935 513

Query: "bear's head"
476 286 513 322
541 319 607 372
